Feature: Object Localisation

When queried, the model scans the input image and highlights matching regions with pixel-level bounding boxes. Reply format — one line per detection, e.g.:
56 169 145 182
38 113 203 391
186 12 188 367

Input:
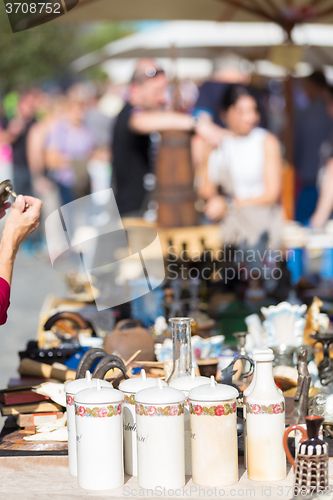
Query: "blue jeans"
295 185 318 225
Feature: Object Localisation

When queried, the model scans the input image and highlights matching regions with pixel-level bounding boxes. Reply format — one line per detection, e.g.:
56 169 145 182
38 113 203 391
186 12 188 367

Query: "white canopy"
72 21 333 73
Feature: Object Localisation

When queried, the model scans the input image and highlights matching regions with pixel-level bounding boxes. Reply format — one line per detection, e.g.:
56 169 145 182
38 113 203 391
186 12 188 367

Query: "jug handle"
283 424 308 472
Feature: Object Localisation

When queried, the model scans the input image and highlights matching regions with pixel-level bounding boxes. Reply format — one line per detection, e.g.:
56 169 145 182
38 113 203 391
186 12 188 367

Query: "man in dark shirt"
112 101 151 216
3 91 36 196
112 59 228 217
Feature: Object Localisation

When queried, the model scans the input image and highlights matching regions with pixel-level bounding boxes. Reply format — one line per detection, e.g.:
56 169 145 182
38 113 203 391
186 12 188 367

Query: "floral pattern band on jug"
190 402 236 416
246 401 285 415
124 393 135 405
75 403 122 418
135 403 184 417
67 394 74 406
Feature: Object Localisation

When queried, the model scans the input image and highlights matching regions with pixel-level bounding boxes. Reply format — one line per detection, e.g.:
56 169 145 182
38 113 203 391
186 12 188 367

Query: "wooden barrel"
155 130 198 228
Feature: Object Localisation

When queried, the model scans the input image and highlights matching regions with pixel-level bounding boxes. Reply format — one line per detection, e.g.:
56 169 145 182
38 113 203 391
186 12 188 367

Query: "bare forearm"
130 112 192 134
0 238 17 286
237 189 280 208
44 149 68 169
312 162 333 226
313 192 333 223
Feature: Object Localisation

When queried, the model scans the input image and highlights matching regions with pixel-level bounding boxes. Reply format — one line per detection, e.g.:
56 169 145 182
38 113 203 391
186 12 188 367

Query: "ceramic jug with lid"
74 380 124 490
283 415 329 496
65 371 112 476
189 376 239 487
119 370 167 476
135 381 185 490
169 367 209 475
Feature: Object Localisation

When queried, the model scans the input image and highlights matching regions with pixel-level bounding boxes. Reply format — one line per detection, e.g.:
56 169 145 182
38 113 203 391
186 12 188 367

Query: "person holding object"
0 194 42 325
112 58 227 217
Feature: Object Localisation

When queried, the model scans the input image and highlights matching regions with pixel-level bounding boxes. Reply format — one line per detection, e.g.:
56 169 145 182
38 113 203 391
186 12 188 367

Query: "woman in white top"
201 85 283 248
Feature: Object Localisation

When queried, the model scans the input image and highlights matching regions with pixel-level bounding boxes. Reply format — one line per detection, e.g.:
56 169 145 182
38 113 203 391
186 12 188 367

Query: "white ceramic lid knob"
169 368 210 391
135 384 185 405
253 350 274 362
74 384 123 405
65 371 112 395
189 379 239 402
119 370 167 394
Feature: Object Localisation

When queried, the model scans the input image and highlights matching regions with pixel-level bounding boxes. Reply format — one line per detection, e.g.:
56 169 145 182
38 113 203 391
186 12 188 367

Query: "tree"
0 2 133 91
0 3 78 91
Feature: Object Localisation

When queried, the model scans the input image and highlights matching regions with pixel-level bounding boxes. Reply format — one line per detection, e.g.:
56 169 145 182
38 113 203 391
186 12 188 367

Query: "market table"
1 455 333 500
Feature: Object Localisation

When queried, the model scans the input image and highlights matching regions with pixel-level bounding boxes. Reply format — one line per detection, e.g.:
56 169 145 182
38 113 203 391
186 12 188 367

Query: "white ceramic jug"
189 376 239 487
65 371 111 476
243 348 273 469
119 370 167 476
136 381 185 490
74 380 124 490
246 350 286 481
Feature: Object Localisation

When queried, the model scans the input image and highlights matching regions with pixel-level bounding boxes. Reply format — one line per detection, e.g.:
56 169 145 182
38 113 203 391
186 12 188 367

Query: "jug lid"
65 371 112 395
135 379 185 405
74 379 123 405
169 368 210 391
189 376 239 402
119 369 167 394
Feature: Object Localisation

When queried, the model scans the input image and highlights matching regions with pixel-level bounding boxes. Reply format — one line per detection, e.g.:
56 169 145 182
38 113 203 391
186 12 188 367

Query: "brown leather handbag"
104 319 155 362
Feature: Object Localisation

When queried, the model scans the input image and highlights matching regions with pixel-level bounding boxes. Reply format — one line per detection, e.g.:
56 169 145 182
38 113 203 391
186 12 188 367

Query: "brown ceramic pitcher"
283 415 329 496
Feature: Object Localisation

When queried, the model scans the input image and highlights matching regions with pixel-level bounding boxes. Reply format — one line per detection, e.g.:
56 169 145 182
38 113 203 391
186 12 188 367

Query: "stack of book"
0 378 64 433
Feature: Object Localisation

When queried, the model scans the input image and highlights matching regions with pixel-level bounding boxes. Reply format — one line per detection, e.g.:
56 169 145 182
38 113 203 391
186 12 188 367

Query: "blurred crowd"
1 56 333 253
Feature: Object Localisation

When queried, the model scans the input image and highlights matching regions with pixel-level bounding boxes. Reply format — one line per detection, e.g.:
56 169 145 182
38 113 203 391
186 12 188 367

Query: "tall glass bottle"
167 317 193 383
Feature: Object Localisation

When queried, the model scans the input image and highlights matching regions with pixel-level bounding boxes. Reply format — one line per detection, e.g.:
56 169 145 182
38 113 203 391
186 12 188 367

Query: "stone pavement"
0 251 65 390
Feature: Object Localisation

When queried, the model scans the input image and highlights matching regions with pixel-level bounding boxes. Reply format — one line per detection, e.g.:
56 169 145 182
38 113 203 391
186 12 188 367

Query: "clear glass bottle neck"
168 318 192 382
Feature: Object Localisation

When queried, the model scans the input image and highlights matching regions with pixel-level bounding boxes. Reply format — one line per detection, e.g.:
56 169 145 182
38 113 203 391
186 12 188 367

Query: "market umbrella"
71 21 333 72
55 0 333 31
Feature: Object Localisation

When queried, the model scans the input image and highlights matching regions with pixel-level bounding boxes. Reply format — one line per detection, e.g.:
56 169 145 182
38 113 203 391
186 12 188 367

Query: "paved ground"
0 251 65 390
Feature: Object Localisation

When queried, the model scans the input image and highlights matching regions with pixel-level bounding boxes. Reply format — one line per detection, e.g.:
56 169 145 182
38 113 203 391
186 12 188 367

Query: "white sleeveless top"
208 127 268 200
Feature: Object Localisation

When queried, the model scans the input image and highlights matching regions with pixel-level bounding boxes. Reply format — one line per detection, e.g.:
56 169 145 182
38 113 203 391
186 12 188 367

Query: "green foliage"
78 22 133 54
0 3 133 91
0 3 77 91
